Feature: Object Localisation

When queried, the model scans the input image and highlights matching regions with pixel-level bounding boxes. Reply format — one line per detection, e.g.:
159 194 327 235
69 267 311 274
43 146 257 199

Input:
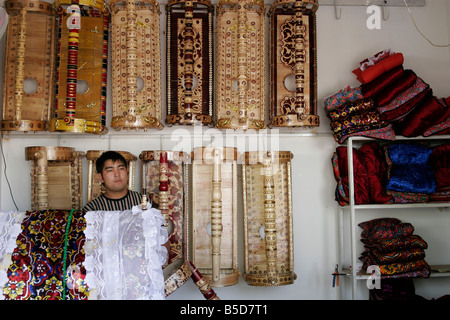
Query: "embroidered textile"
2 210 88 300
359 218 430 279
1 208 168 300
0 211 26 300
323 86 363 112
83 205 168 300
352 52 404 84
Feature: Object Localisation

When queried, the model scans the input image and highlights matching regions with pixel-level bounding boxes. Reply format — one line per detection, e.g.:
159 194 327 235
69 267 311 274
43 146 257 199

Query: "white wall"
0 0 449 300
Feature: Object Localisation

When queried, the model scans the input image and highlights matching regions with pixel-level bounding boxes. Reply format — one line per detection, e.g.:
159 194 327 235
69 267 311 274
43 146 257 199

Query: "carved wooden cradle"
166 0 214 126
25 146 84 210
85 150 137 202
1 0 56 132
215 0 266 130
50 0 109 134
109 0 164 130
243 151 296 286
189 147 240 286
268 0 319 128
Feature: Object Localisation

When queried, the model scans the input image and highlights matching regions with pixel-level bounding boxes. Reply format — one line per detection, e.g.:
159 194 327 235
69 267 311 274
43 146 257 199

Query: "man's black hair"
96 151 127 174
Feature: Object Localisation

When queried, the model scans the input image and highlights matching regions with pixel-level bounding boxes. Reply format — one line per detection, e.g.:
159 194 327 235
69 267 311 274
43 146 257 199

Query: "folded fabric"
361 65 404 98
359 142 393 204
386 190 430 203
323 85 363 112
353 52 404 84
359 217 414 240
385 143 436 194
362 234 428 252
377 259 431 278
327 98 375 121
334 146 370 205
360 247 425 267
380 85 431 122
359 49 391 71
330 110 382 133
333 123 395 144
374 69 418 107
396 93 450 137
430 143 450 191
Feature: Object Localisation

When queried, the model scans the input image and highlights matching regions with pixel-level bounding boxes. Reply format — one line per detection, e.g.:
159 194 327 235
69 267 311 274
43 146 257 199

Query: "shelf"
342 265 450 280
340 202 450 210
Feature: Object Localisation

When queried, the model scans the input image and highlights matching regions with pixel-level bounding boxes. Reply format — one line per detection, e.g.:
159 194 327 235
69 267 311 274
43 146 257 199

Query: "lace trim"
84 205 168 300
0 211 26 300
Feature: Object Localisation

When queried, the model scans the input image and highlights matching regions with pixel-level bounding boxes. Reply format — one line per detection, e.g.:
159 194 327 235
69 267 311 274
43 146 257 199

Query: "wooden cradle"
109 0 164 130
1 0 56 132
85 150 137 202
25 146 84 210
189 147 240 286
166 0 214 126
268 0 319 128
50 0 109 134
243 151 296 286
215 0 266 130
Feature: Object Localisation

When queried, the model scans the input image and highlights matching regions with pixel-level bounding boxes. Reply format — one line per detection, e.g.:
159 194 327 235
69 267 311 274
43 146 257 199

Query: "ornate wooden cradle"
50 0 109 134
109 0 164 130
215 0 266 130
189 147 240 286
85 150 137 202
25 146 84 210
1 0 56 132
243 151 296 286
268 0 319 128
166 0 214 126
139 150 189 266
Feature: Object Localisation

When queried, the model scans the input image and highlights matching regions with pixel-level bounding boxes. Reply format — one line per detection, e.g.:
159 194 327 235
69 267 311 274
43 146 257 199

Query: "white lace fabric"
0 211 26 300
83 205 168 300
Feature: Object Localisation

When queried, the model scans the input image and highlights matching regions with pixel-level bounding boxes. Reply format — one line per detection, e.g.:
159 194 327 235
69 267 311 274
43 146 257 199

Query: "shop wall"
0 0 449 300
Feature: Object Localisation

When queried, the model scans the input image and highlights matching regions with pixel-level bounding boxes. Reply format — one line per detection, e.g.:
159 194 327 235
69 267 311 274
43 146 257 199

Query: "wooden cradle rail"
215 0 266 130
268 0 319 128
166 0 214 126
243 151 296 286
25 146 84 210
50 0 109 134
109 0 164 130
1 0 56 132
190 147 240 287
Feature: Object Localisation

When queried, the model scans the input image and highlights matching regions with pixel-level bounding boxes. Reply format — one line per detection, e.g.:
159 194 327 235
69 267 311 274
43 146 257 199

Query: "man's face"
99 159 129 194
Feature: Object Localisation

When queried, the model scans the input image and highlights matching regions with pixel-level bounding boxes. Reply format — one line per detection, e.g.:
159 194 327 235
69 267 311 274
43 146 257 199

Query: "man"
83 150 169 252
83 151 142 211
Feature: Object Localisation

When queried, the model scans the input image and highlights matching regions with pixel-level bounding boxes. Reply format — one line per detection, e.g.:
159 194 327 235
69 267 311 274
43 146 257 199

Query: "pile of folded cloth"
324 50 450 143
359 218 431 279
332 141 450 205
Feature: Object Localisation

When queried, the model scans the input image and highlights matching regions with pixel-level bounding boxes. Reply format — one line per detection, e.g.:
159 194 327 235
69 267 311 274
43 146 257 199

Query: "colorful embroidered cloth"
1 207 167 300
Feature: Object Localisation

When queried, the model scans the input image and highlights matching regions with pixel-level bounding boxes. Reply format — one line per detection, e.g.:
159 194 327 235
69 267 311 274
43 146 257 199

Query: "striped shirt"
83 190 143 212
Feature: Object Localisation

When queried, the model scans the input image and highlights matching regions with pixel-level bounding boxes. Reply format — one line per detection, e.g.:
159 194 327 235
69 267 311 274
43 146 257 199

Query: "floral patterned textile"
2 210 88 300
359 218 430 279
323 85 363 112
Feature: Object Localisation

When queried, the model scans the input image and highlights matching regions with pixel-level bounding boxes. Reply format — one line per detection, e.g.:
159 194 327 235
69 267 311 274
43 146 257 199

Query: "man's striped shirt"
83 190 143 211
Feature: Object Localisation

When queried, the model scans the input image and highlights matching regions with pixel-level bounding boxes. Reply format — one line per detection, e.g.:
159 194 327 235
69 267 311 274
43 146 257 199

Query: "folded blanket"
353 52 404 84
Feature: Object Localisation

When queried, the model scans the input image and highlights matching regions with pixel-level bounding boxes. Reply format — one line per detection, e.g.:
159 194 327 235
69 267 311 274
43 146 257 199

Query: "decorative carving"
50 0 109 134
243 151 296 286
109 0 164 130
1 0 56 132
269 0 319 127
215 0 266 130
166 0 214 126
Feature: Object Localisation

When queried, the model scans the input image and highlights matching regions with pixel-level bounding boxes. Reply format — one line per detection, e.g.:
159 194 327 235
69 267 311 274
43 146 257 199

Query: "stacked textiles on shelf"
324 50 450 143
359 218 431 279
332 141 450 205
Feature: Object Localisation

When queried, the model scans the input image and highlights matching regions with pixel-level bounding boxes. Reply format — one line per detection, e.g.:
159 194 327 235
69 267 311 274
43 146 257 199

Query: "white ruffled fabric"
0 211 26 300
84 205 168 300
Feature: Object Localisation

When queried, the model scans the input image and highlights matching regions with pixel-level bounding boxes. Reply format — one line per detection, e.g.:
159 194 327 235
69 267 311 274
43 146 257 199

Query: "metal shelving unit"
337 135 450 300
